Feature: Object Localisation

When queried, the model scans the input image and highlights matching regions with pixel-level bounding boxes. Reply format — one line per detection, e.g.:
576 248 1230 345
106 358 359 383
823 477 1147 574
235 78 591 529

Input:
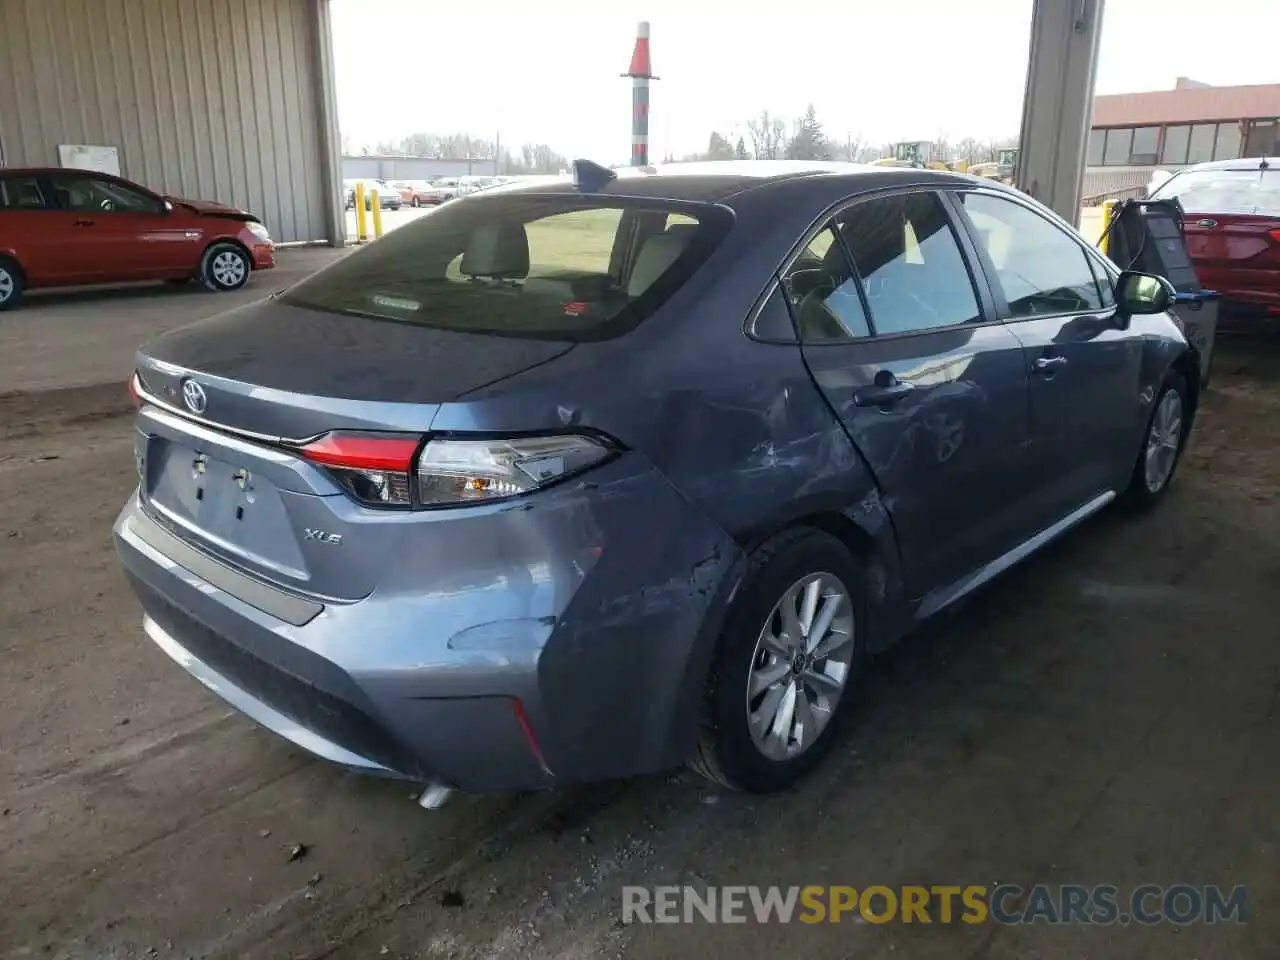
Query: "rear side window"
1150 169 1280 216
284 195 731 341
836 192 981 335
781 226 871 342
0 176 48 210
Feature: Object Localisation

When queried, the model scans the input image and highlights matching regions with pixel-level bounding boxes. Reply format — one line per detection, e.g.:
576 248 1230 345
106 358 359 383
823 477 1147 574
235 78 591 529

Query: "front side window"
0 176 48 210
780 226 871 342
958 192 1104 319
283 194 730 341
837 192 981 335
46 174 164 214
1087 255 1116 308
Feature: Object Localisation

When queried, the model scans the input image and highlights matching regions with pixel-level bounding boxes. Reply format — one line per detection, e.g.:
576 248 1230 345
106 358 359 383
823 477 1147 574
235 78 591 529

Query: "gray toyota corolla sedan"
114 160 1199 800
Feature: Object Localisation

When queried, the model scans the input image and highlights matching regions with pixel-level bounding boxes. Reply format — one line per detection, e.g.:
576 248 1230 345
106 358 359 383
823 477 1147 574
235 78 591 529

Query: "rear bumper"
112 455 744 793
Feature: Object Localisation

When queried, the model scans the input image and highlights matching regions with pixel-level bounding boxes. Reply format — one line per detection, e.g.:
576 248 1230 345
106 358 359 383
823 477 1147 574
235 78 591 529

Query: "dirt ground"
1 326 1278 959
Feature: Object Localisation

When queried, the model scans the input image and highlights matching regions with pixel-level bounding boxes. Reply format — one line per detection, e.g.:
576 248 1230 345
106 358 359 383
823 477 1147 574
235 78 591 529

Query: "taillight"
1268 228 1280 243
298 431 615 508
299 433 420 506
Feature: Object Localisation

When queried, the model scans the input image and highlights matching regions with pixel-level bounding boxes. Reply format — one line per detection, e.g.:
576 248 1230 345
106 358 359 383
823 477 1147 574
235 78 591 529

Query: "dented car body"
113 162 1198 795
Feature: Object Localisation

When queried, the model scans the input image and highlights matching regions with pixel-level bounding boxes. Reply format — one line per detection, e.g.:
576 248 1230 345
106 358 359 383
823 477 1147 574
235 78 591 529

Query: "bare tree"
509 143 568 174
705 131 736 161
747 110 787 160
953 136 982 164
833 131 865 162
786 104 832 160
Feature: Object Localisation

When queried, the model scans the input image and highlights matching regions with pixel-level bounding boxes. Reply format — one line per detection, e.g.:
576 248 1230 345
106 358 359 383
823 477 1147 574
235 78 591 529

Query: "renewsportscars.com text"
621 884 1248 926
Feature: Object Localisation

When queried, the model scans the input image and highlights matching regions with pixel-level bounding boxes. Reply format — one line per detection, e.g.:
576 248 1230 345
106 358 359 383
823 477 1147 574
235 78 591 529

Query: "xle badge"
304 529 343 545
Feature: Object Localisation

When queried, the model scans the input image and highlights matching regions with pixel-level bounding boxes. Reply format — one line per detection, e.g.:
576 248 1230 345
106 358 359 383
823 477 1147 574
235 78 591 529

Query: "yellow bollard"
1098 199 1116 255
355 183 369 242
370 189 384 239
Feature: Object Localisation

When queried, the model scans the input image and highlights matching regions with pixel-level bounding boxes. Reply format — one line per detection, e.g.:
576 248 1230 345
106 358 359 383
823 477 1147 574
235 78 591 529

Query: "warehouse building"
0 0 345 245
1082 78 1280 202
1 0 1106 246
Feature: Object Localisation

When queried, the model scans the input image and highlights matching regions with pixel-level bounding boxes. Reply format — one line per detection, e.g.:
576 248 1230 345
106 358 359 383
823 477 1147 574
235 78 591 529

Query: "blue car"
115 161 1199 800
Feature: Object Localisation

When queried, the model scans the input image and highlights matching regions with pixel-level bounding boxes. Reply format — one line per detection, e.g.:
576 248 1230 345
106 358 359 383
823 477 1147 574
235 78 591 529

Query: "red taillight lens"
1268 228 1280 243
299 431 616 509
299 433 419 472
299 432 421 506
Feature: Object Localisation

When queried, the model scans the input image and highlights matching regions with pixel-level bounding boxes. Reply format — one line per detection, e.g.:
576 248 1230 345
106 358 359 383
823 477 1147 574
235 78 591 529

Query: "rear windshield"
285 194 731 340
1150 168 1280 216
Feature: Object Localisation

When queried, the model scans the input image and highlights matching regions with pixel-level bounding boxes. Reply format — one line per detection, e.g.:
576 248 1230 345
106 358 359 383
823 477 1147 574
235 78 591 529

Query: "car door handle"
1032 355 1068 374
854 379 915 407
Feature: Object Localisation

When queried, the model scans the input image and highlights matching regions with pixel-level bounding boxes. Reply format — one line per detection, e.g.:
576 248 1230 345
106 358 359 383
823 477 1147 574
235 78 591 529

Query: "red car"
1148 157 1280 317
0 167 274 311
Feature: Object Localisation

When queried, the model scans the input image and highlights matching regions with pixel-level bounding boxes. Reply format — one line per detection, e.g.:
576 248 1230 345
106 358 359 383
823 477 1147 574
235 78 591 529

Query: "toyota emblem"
181 379 208 415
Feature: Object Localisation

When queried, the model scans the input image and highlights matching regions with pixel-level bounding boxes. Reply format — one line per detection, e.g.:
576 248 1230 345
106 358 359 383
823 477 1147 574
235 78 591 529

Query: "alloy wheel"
0 268 13 303
1144 388 1183 493
211 251 247 288
746 572 855 761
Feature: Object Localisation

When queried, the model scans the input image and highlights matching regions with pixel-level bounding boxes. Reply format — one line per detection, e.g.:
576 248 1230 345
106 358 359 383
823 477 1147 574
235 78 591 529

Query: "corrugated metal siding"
0 0 332 243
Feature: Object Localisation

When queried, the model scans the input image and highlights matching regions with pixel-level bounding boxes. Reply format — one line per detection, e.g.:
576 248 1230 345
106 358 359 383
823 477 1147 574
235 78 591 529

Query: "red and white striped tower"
621 21 658 166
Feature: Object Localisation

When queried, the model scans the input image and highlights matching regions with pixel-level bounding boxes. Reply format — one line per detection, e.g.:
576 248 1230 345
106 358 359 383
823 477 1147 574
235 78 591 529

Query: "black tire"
1123 369 1189 509
411 197 421 208
690 527 865 793
198 242 252 293
0 257 25 311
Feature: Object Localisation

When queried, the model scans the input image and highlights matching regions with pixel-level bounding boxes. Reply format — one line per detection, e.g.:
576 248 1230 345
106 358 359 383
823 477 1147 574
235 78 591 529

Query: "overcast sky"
332 0 1279 163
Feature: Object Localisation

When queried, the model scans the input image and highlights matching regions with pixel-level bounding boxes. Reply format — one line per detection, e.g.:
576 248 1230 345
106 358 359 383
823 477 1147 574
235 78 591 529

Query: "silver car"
115 161 1198 801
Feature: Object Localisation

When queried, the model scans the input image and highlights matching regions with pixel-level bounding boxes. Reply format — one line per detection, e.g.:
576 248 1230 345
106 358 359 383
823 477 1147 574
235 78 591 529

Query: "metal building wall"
0 0 341 244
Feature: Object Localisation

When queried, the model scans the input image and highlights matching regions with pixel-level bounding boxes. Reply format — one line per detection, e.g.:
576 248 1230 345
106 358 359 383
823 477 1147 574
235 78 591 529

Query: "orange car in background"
0 167 274 311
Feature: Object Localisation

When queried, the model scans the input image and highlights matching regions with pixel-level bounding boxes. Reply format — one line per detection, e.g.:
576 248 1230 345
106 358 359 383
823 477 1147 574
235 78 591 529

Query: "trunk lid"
134 298 576 600
136 296 575 439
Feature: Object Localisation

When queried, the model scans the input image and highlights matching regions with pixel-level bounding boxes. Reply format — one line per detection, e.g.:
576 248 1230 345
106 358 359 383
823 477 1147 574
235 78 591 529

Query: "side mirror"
1116 271 1175 317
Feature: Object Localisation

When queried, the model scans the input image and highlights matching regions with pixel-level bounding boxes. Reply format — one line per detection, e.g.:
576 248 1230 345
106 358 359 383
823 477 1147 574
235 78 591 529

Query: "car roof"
484 159 969 203
1176 156 1278 173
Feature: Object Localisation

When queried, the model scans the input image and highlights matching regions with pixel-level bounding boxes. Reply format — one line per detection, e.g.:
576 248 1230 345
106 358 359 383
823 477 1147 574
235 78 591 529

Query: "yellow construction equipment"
971 147 1020 184
874 141 950 170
